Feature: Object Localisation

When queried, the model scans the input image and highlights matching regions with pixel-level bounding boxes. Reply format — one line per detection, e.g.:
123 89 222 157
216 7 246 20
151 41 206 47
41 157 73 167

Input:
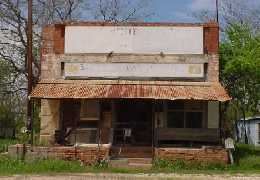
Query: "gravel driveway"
1 173 260 180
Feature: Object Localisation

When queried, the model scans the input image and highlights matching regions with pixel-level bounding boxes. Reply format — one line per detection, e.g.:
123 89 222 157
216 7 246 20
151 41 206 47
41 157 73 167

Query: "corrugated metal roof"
30 80 231 102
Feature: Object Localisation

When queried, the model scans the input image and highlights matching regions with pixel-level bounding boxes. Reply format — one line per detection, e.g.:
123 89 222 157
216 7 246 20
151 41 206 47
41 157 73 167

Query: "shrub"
152 158 227 171
0 138 18 153
93 159 109 169
233 143 260 163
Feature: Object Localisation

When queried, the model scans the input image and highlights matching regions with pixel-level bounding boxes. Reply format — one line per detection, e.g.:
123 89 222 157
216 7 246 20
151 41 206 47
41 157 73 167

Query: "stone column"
40 99 60 144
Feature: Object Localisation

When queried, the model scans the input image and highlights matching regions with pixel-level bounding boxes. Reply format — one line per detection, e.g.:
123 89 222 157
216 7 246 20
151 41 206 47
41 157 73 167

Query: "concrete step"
109 157 152 169
128 158 152 164
128 163 152 168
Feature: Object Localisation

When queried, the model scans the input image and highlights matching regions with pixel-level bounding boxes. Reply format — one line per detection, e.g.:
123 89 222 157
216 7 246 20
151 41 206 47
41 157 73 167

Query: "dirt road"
1 173 260 180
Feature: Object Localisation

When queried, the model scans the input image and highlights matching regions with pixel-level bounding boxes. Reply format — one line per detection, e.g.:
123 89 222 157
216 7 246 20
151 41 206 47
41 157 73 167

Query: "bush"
0 138 18 153
93 159 109 169
233 143 260 163
152 158 227 171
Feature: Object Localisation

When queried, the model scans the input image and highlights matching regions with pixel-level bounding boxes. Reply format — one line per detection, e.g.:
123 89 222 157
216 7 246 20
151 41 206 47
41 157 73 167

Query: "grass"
150 143 260 174
0 138 18 153
0 155 86 175
0 143 259 175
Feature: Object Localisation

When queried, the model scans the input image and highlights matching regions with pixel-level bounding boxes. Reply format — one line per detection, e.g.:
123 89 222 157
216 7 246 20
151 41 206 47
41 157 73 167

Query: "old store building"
29 21 231 164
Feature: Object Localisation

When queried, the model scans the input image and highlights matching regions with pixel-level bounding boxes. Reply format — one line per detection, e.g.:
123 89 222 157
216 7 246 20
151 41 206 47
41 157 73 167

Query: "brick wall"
154 147 229 164
203 22 219 54
9 145 228 164
40 22 219 81
207 54 219 82
42 22 219 56
42 25 64 56
8 145 110 165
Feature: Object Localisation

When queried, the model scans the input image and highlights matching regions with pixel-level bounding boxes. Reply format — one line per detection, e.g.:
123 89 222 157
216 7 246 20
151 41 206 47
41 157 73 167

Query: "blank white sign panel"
65 26 204 54
64 63 204 79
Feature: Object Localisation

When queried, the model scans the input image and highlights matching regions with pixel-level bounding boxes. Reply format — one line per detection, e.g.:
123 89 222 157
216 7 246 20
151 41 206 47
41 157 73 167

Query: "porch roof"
29 80 231 102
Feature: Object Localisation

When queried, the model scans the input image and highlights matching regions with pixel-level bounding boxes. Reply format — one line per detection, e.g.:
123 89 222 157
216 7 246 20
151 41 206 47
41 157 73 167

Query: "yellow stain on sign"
65 64 80 73
188 65 202 74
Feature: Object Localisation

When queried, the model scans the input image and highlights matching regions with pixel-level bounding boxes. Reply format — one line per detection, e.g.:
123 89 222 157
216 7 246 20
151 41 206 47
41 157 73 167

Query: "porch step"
128 158 153 164
109 157 152 169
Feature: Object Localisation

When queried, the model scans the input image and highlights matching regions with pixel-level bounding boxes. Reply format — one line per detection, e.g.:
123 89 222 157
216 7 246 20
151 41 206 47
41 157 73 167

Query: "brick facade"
8 144 110 165
155 147 229 164
41 25 65 56
34 21 226 165
41 21 219 57
203 22 219 54
207 54 219 82
8 145 229 165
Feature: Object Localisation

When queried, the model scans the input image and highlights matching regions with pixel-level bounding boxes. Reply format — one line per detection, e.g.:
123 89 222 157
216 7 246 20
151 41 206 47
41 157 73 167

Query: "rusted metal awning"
29 80 231 102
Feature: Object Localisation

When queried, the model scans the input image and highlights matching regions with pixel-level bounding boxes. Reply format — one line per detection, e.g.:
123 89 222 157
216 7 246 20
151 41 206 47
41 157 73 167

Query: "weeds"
152 158 227 171
0 138 18 153
0 155 86 175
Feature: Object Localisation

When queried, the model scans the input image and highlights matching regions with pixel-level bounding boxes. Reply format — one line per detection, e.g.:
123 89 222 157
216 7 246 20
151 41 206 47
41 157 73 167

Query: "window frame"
80 100 100 121
166 100 207 129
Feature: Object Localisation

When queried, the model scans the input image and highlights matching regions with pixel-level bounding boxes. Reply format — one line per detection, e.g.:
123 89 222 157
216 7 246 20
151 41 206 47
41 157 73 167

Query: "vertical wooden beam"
219 101 222 145
110 100 116 146
151 100 155 158
27 0 33 145
216 0 219 22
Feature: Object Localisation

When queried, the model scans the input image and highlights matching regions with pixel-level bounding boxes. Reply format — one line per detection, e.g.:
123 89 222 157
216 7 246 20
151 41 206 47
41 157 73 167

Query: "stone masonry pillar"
40 99 60 144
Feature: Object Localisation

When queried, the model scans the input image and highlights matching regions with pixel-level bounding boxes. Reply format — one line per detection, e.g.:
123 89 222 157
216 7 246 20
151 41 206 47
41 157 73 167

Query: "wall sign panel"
64 63 204 79
65 26 204 54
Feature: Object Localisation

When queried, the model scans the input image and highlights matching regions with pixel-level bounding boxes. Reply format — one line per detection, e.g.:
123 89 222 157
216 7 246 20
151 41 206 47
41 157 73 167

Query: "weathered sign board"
64 63 204 79
65 26 204 54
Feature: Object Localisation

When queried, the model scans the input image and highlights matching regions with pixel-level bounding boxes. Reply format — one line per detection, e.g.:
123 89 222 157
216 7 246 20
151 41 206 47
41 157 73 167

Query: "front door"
113 99 152 146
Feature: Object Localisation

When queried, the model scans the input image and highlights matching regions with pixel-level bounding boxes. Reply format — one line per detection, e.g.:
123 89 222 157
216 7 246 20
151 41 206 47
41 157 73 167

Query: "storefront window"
79 100 99 128
80 100 99 120
168 112 185 128
186 112 203 128
167 101 205 128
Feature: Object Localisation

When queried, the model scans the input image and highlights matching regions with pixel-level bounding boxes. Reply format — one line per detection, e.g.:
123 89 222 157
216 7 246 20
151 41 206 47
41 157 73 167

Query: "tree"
220 23 260 142
0 0 151 93
0 0 152 138
89 0 152 22
0 0 86 137
193 0 260 33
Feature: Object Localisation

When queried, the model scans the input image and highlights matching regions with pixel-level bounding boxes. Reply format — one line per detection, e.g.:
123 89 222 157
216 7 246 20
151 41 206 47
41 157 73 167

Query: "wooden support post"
152 100 155 158
219 101 222 145
110 100 116 146
27 0 33 146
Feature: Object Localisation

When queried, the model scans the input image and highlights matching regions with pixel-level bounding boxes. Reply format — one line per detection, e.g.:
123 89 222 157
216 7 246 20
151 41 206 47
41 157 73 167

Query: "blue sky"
149 0 217 22
148 0 260 22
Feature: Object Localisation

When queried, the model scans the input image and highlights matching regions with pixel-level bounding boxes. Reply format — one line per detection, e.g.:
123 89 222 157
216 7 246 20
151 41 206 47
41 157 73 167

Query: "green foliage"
0 144 260 175
233 143 260 162
0 60 26 139
0 138 18 153
152 158 227 171
17 132 30 144
153 144 260 173
220 23 260 121
93 159 109 169
0 103 16 128
0 155 85 175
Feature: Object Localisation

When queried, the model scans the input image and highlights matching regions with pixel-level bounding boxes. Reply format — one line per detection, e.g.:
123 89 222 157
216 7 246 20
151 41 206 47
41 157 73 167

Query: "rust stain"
30 80 231 102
